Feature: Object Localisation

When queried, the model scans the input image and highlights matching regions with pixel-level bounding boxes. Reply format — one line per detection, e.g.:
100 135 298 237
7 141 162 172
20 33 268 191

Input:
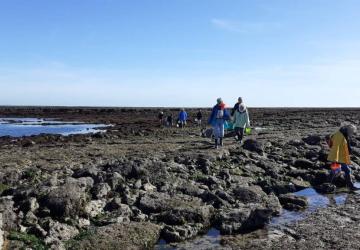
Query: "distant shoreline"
0 105 359 110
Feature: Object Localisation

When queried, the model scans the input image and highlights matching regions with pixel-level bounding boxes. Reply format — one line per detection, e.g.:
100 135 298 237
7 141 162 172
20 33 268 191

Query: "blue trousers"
213 119 225 139
329 163 353 186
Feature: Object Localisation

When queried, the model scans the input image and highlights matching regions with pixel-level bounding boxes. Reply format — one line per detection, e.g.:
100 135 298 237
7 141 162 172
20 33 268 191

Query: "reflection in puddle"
156 183 360 249
156 228 221 250
0 117 109 137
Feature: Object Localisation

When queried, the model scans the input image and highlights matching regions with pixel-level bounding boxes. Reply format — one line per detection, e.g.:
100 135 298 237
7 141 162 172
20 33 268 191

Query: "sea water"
0 118 108 137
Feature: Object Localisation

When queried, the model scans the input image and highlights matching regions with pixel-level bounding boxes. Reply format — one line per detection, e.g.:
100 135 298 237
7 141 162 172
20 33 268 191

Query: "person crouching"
327 124 359 190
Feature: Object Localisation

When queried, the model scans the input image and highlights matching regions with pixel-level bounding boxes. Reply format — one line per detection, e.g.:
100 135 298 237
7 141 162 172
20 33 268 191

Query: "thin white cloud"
1 58 360 107
211 18 282 33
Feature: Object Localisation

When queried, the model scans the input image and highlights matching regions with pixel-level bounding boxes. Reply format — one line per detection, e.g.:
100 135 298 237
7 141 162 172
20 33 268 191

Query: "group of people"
208 97 250 149
158 98 359 191
207 97 359 191
158 109 203 128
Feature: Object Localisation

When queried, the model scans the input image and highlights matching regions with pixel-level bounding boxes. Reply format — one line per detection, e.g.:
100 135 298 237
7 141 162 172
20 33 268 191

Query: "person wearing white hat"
232 103 250 144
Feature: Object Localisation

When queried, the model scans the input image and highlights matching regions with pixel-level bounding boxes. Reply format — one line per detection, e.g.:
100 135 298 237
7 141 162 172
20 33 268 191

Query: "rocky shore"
0 107 360 249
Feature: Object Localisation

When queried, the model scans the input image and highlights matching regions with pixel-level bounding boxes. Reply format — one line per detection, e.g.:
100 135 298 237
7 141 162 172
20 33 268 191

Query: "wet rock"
215 206 273 234
294 159 314 169
315 183 337 194
232 186 267 203
303 135 321 145
139 192 213 226
68 222 161 250
161 224 203 242
279 194 308 210
243 139 264 154
258 179 297 195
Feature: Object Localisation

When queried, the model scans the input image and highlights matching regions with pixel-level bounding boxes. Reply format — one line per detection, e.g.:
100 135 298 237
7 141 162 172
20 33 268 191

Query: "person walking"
208 98 230 149
196 110 203 127
158 111 165 126
231 97 243 117
178 108 188 128
166 114 173 127
327 124 359 190
233 103 250 144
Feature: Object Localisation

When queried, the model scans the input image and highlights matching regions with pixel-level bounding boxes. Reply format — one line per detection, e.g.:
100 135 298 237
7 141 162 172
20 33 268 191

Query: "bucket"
224 121 234 131
245 127 252 135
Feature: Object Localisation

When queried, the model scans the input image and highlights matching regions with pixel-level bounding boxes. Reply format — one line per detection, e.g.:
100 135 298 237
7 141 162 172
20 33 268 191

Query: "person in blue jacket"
178 108 188 128
208 98 230 149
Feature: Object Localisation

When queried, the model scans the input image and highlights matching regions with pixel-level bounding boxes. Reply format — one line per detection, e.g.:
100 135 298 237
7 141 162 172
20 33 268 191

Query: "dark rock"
258 179 297 195
200 190 230 209
105 197 123 211
303 135 322 145
315 183 337 194
139 192 213 226
243 139 264 154
215 206 274 234
294 159 314 169
130 165 149 179
279 194 308 210
21 139 36 147
161 224 202 242
288 139 305 147
232 186 267 203
73 166 100 179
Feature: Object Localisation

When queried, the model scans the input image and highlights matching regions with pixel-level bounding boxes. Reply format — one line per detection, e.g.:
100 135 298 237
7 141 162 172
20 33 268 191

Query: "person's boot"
214 138 219 149
346 174 360 190
219 137 223 147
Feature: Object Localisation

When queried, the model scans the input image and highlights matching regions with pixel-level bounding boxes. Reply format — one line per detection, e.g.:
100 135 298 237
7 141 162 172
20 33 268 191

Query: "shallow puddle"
0 118 109 137
156 182 360 249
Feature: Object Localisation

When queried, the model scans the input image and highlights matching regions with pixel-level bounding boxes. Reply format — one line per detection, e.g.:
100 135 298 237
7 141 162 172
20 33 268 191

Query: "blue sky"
0 0 360 107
